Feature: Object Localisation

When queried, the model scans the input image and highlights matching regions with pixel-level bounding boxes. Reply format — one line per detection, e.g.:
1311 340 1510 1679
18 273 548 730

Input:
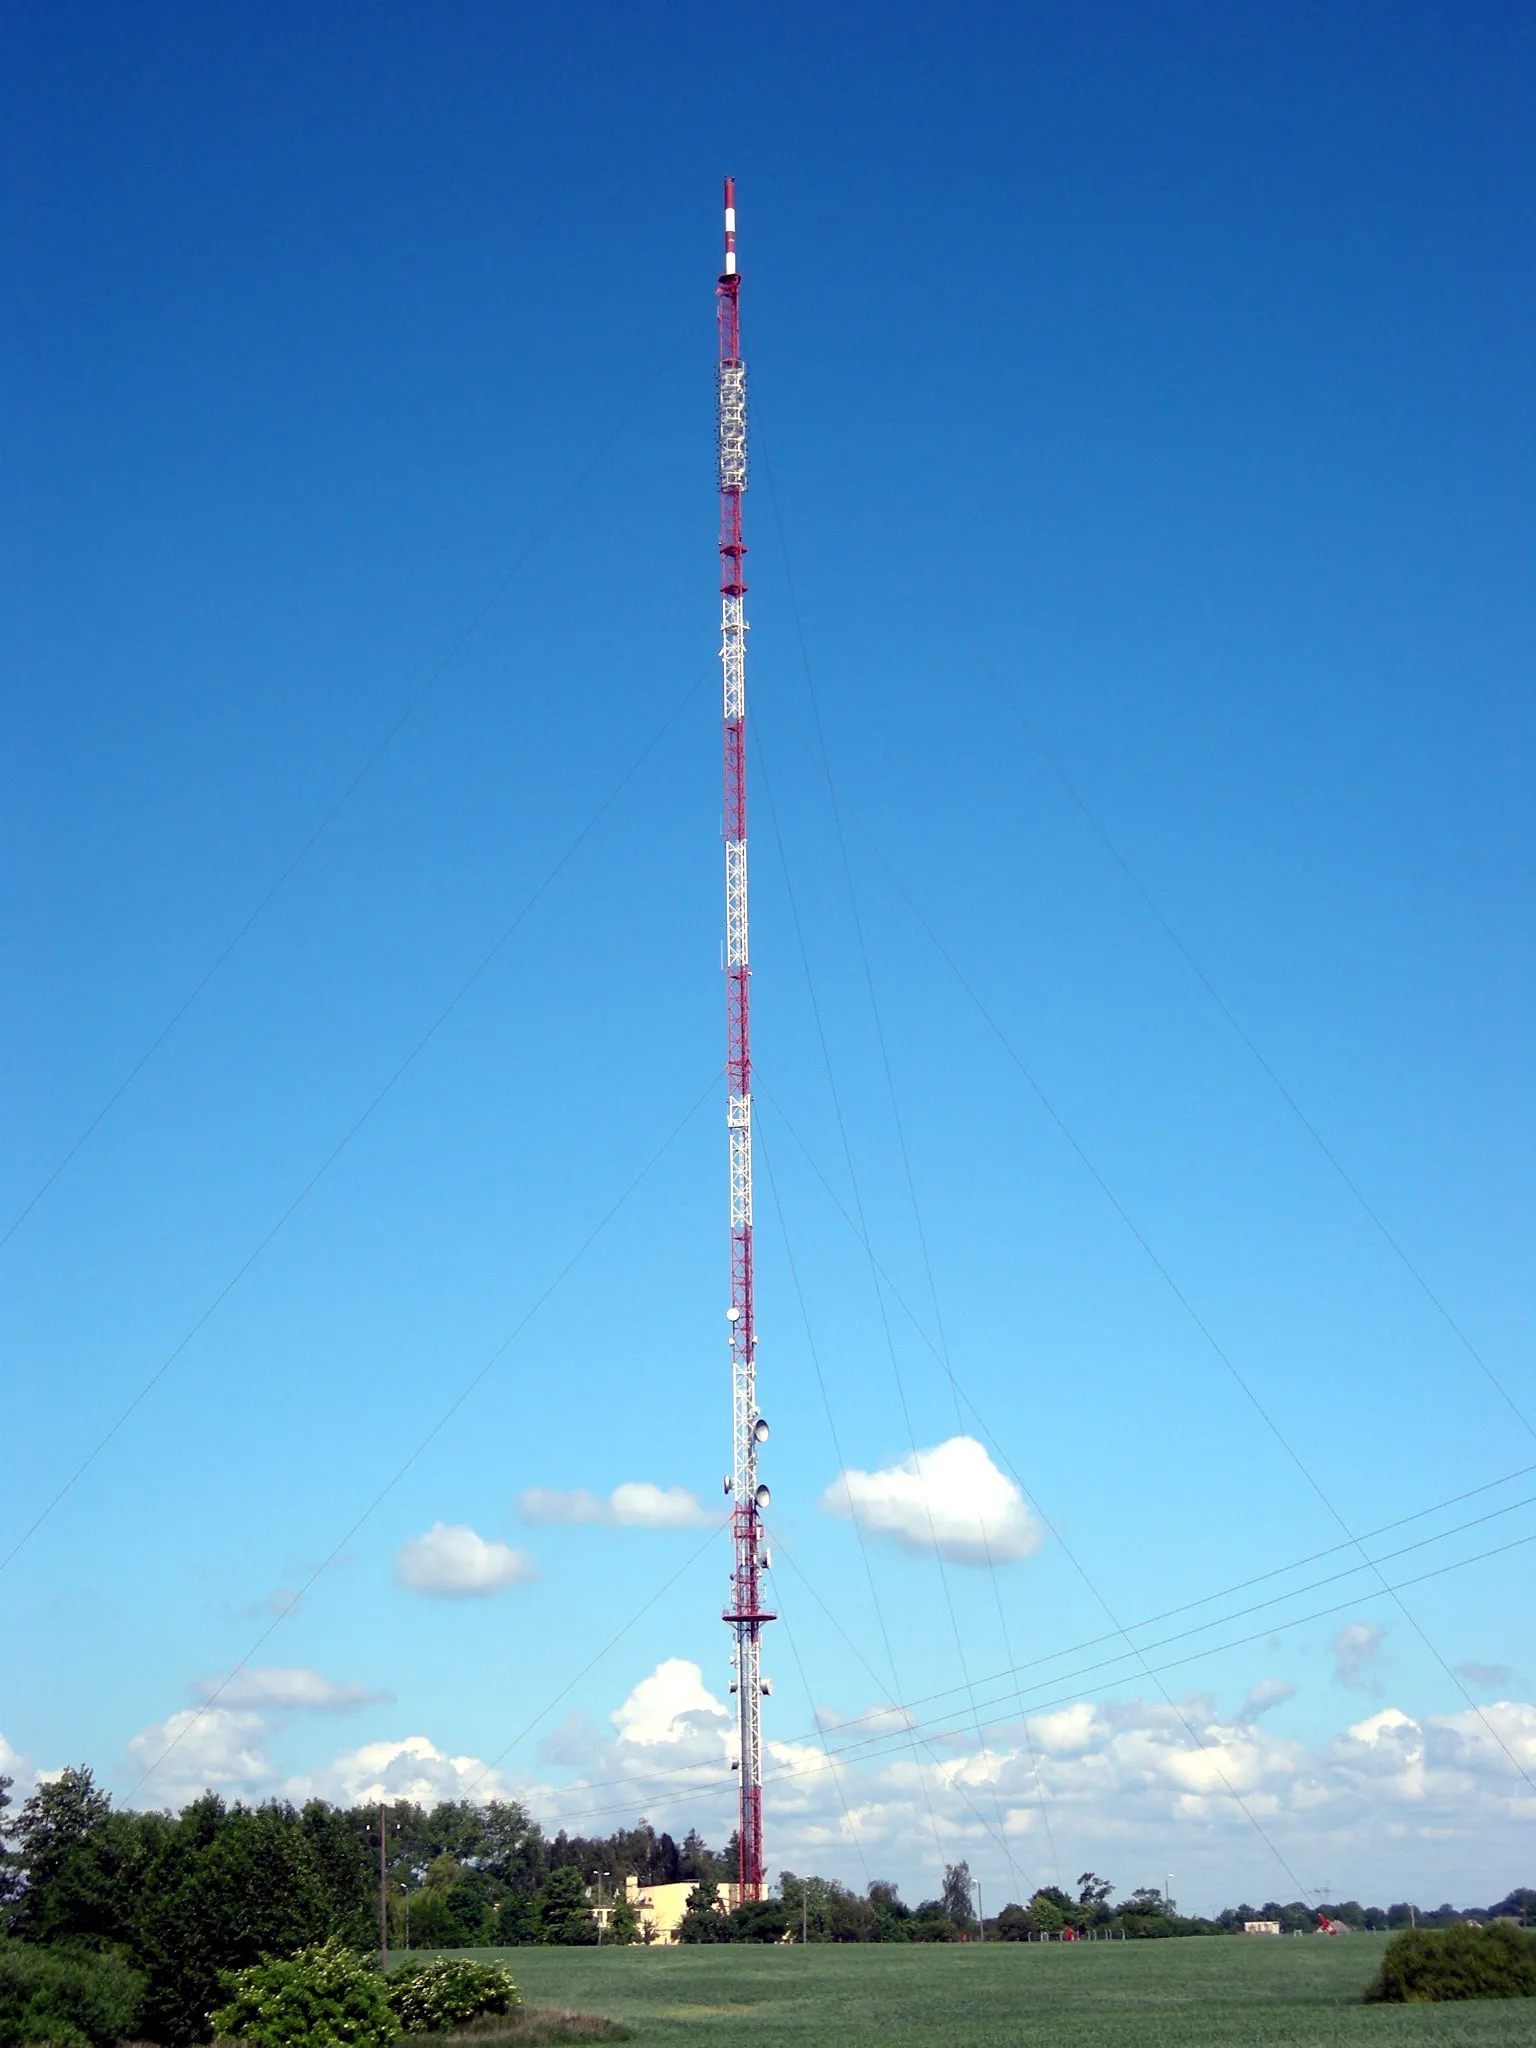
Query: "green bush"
1365 1920 1536 2003
210 1936 399 2048
386 1958 520 2034
0 1938 144 2048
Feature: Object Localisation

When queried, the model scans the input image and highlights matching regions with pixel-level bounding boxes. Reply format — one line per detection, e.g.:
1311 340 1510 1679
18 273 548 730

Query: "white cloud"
821 1436 1040 1565
287 1734 518 1808
115 1657 1536 1914
1332 1621 1385 1692
609 1658 729 1750
394 1523 536 1597
193 1666 389 1713
125 1708 274 1809
609 1483 711 1529
1237 1677 1297 1722
0 1732 36 1803
518 1482 712 1529
749 1685 1536 1910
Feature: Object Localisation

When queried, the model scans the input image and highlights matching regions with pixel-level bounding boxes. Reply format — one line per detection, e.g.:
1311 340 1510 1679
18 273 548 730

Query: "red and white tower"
717 175 772 1899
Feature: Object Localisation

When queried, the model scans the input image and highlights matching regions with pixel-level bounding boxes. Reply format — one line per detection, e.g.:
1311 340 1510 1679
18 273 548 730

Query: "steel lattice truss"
716 177 772 1900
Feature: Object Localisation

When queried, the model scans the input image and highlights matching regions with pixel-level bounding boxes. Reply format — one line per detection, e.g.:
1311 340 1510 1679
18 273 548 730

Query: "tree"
1122 1887 1168 1919
135 1802 334 2044
605 1893 639 1946
6 1767 113 1938
726 1898 789 1943
1077 1872 1113 1913
677 1876 729 1944
1027 1887 1071 1934
299 1801 375 1951
994 1903 1031 1941
941 1861 976 1933
907 1899 960 1942
534 1867 596 1947
866 1880 910 1943
25 1808 169 1949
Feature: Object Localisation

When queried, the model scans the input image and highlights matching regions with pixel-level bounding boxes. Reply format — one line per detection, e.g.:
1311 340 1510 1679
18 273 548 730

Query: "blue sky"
3 1 1532 1912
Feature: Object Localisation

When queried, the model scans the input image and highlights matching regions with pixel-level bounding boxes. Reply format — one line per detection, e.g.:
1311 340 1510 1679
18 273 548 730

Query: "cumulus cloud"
116 1655 1536 1911
1457 1661 1513 1690
518 1483 712 1529
193 1666 389 1713
821 1436 1040 1565
394 1523 536 1597
1332 1621 1385 1693
0 1732 34 1803
287 1734 517 1808
126 1708 274 1809
1237 1677 1298 1722
610 1658 730 1750
609 1483 711 1528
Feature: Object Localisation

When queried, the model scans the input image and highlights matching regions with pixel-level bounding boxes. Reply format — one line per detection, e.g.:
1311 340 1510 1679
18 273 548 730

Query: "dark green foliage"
905 1901 960 1942
0 1936 143 2047
386 1956 519 2033
1365 1920 1536 2003
865 1881 910 1944
209 1936 398 2048
534 1870 596 1948
602 1895 638 1947
725 1899 790 1943
1025 1886 1072 1933
4 1771 114 1940
994 1903 1031 1941
30 1809 169 1950
136 1800 335 2044
676 1877 729 1945
493 1893 541 1947
300 1801 377 1951
1078 1873 1113 1914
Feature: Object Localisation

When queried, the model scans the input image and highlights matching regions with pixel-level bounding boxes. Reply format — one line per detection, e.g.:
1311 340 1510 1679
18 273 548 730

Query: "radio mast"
717 175 772 1900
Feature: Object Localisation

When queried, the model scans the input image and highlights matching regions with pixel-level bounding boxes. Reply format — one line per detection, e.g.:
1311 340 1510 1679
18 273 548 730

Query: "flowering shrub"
386 1958 520 2035
210 1937 399 2048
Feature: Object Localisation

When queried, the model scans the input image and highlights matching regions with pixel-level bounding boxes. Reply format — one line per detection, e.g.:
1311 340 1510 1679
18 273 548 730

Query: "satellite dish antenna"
753 1417 769 1442
726 1306 740 1321
755 1483 771 1509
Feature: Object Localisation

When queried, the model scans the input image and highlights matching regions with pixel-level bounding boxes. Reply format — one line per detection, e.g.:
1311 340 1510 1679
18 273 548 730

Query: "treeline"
0 1768 734 2042
1214 1892 1536 1934
4 1768 1532 2043
683 1866 1228 1943
681 1868 1536 1945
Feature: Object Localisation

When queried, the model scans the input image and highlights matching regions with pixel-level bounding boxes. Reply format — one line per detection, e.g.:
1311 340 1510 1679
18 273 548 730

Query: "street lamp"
593 1870 610 1944
972 1878 985 1942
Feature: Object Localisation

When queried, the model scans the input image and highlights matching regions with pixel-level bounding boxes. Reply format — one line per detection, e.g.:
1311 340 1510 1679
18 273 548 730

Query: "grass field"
427 1939 1536 2046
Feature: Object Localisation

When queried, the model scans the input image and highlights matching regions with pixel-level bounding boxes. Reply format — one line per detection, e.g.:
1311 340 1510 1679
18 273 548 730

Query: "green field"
430 1938 1536 2046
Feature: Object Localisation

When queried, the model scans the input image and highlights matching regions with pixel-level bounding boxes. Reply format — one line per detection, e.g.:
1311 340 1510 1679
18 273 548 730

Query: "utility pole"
716 173 773 1902
378 1802 388 1972
973 1878 985 1941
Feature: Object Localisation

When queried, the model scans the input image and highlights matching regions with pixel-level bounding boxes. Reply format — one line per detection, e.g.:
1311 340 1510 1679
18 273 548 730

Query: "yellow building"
596 1874 742 1945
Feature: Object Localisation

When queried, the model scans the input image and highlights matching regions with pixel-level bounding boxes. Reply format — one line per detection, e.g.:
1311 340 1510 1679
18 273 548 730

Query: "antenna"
716 174 773 1900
